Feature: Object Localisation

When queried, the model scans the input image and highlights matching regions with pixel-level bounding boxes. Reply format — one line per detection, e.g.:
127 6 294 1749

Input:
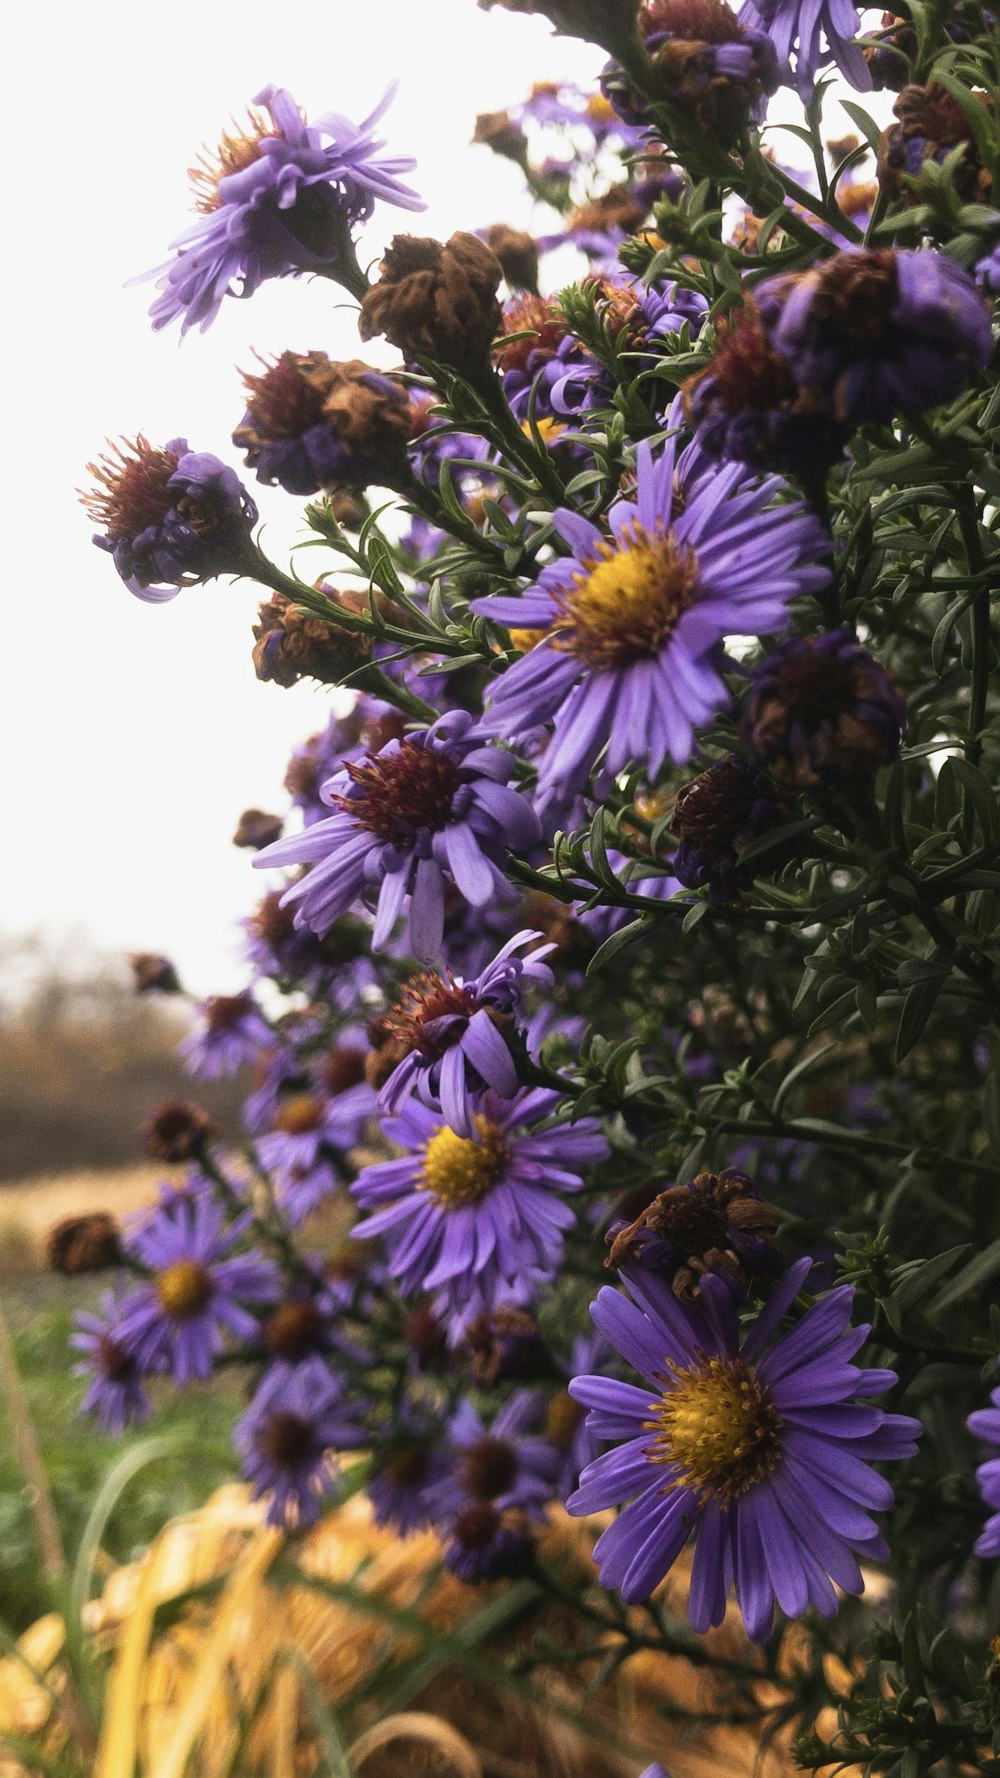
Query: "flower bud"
129 952 182 994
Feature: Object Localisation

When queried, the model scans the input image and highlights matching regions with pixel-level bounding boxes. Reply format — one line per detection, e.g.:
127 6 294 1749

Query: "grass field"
0 1169 244 1635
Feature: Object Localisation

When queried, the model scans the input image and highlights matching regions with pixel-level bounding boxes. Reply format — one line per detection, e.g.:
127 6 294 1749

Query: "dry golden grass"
0 1481 864 1778
0 1165 165 1273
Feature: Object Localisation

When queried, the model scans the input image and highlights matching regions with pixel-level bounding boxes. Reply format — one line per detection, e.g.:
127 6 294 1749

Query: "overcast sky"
6 2 884 994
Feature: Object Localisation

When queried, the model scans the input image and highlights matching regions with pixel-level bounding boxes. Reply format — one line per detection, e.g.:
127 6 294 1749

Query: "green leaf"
895 975 943 1063
586 916 651 977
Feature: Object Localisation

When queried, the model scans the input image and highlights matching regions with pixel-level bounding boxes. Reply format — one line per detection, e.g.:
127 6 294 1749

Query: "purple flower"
566 1258 921 1639
442 1503 536 1583
179 991 272 1078
739 0 870 103
742 630 906 789
472 427 829 812
976 238 1000 295
83 436 258 603
117 1195 280 1383
141 84 423 335
549 1331 608 1500
350 1087 608 1313
367 1416 450 1536
235 1357 363 1526
755 249 994 427
968 1383 1000 1558
253 711 541 966
377 930 555 1135
434 1389 559 1520
72 1293 152 1433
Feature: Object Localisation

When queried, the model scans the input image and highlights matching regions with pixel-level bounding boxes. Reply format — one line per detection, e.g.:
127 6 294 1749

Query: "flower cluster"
75 11 1000 1770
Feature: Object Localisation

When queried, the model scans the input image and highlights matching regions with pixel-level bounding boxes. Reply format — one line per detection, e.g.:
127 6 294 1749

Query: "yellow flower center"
508 626 548 654
586 95 617 125
272 1093 323 1135
521 415 566 446
554 525 700 668
644 1355 782 1505
155 1259 214 1320
189 109 288 213
545 1391 583 1450
421 1115 508 1208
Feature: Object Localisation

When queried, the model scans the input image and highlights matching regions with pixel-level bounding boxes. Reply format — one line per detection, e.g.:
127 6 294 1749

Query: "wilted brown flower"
143 1098 217 1162
359 232 504 372
606 1168 781 1302
129 952 182 995
47 1212 122 1276
232 808 284 850
877 82 992 205
483 225 540 294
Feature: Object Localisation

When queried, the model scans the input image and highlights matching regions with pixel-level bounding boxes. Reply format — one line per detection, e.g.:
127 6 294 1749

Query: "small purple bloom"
117 1194 280 1383
567 1258 921 1640
442 1503 536 1583
254 711 541 966
739 0 871 104
179 991 272 1078
434 1389 559 1521
72 1293 152 1433
235 1357 364 1526
473 423 829 812
84 436 258 603
377 930 555 1135
141 84 423 335
976 238 1000 296
968 1382 1000 1558
351 1087 608 1314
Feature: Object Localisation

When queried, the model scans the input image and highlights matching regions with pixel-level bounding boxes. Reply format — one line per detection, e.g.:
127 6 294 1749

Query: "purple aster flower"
376 930 555 1135
366 1410 451 1536
472 428 829 812
602 1 780 136
742 630 906 789
968 1382 1000 1558
350 1087 608 1314
235 1356 363 1527
179 991 272 1078
548 1331 608 1500
234 352 413 497
253 711 541 966
683 300 850 474
434 1389 560 1521
442 1503 537 1583
141 84 423 335
755 249 994 427
83 436 258 603
639 1766 672 1778
566 1258 921 1640
739 0 870 103
976 237 1000 296
116 1194 280 1383
72 1293 152 1434
257 1056 377 1226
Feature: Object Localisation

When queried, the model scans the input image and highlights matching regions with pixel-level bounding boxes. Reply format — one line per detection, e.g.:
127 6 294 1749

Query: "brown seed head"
232 808 284 849
144 1099 217 1162
483 225 540 294
129 952 182 995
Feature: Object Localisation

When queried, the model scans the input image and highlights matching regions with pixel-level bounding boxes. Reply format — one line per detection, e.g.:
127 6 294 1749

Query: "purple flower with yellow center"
253 711 541 966
257 1053 377 1226
72 1294 152 1434
116 1195 280 1384
82 436 258 603
754 248 994 427
350 1087 608 1313
472 431 829 811
235 1356 364 1527
179 991 272 1078
739 0 870 103
566 1258 921 1640
142 84 423 336
968 1381 1000 1558
377 930 555 1135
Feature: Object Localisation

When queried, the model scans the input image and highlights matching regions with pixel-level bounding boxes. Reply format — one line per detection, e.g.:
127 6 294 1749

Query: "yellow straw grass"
0 1481 863 1778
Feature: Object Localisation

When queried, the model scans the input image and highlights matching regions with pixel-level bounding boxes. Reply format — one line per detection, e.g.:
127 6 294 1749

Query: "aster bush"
72 6 1000 1773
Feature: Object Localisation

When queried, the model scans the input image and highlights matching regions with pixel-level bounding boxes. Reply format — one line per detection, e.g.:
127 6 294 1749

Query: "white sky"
6 2 887 994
